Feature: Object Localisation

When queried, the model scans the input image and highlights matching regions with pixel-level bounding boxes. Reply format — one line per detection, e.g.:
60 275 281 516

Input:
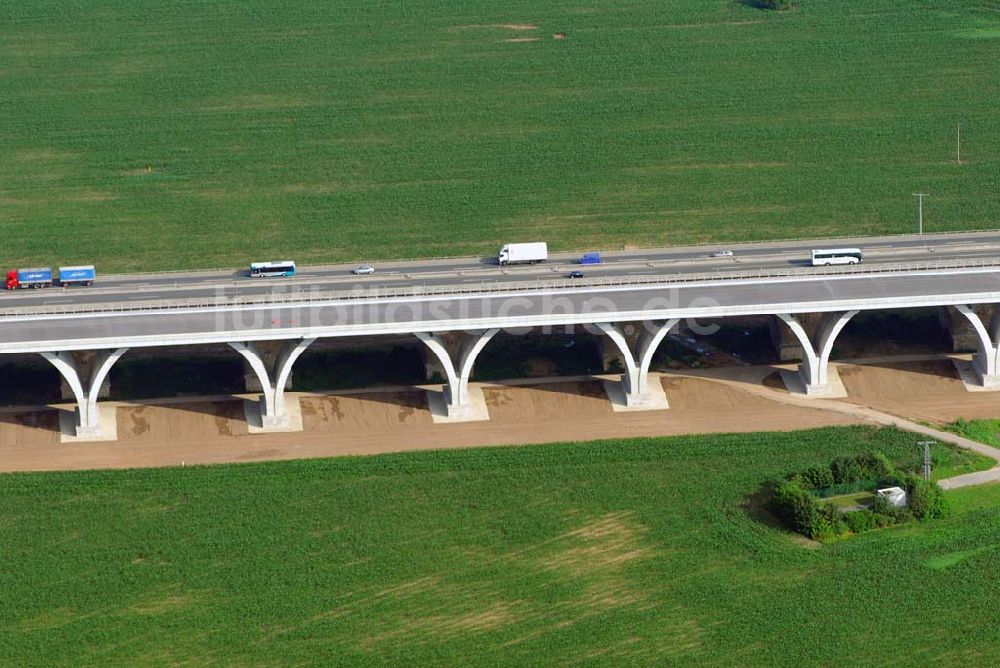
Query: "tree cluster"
770 452 948 540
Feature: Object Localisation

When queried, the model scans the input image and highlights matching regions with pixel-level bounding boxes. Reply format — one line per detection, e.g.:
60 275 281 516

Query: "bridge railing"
3 256 1000 318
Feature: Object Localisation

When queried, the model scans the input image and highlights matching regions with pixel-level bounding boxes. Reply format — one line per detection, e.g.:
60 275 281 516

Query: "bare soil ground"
838 360 1000 423
0 360 995 474
0 374 855 473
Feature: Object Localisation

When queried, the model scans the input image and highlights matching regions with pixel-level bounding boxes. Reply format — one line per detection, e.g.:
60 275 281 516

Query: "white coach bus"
250 261 297 277
811 248 863 266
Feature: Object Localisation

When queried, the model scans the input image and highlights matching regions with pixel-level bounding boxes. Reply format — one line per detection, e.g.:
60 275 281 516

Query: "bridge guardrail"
2 257 1000 318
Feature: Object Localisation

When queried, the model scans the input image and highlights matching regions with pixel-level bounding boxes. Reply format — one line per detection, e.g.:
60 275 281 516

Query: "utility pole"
913 193 928 235
918 441 934 482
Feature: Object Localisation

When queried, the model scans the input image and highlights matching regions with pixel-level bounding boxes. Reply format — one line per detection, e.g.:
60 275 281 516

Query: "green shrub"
878 472 907 489
757 0 793 9
809 519 834 540
844 509 878 533
774 451 946 539
872 494 915 524
772 480 806 523
856 452 893 480
773 480 824 538
831 456 863 484
871 495 895 516
905 476 949 520
800 465 834 489
819 502 849 538
873 509 897 527
830 452 896 484
773 481 852 539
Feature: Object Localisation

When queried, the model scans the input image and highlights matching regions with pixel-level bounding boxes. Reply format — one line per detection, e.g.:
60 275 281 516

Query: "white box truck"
498 242 548 266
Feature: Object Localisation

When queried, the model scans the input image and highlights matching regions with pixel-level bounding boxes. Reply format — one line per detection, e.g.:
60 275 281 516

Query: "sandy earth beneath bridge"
0 358 997 473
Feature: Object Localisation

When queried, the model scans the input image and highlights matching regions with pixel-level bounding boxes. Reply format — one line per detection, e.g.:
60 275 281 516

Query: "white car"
709 250 734 258
352 265 375 275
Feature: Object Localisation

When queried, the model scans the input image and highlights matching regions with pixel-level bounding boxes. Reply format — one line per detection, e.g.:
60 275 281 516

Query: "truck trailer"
58 265 97 286
6 267 54 289
497 242 548 266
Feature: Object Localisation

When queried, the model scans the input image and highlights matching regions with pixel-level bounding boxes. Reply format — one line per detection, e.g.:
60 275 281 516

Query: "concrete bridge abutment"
58 350 112 402
775 311 857 397
954 305 1000 388
229 338 316 431
415 329 500 421
40 348 129 440
939 305 981 353
770 313 824 361
596 319 679 410
241 340 298 393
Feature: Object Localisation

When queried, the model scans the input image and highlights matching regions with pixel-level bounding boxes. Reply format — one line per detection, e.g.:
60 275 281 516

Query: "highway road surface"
3 263 1000 354
2 231 1000 311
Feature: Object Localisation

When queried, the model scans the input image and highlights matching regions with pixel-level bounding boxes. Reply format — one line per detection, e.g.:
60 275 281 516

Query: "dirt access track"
0 357 996 473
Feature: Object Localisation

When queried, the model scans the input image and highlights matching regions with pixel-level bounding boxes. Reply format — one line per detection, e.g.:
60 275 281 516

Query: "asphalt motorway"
3 231 1000 310
3 268 1000 353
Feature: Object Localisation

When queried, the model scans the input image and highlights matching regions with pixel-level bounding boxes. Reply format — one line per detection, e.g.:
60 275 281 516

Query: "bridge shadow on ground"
115 398 249 441
725 358 964 390
0 409 62 444
299 390 431 430
838 359 962 382
1 358 971 444
480 379 611 415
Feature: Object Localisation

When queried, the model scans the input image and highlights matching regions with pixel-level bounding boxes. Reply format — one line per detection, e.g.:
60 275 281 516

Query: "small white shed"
877 486 908 508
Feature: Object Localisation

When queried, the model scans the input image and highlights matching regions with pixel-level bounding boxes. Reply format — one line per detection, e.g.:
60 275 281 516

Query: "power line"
918 441 935 481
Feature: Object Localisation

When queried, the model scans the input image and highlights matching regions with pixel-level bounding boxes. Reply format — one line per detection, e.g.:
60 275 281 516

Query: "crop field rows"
1 426 998 663
2 0 999 270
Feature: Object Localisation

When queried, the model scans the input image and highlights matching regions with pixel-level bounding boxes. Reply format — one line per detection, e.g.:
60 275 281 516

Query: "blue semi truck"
5 265 96 289
7 267 53 289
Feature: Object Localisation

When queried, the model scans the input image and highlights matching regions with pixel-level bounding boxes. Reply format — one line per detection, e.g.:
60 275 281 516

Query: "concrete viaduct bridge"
4 241 1000 440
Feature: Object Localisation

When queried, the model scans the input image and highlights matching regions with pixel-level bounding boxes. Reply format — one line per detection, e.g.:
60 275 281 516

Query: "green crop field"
2 1 999 271
1 426 999 664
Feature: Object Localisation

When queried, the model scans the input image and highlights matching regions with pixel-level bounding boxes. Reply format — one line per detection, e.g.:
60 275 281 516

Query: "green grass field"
2 1 999 271
946 417 1000 449
2 426 999 664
